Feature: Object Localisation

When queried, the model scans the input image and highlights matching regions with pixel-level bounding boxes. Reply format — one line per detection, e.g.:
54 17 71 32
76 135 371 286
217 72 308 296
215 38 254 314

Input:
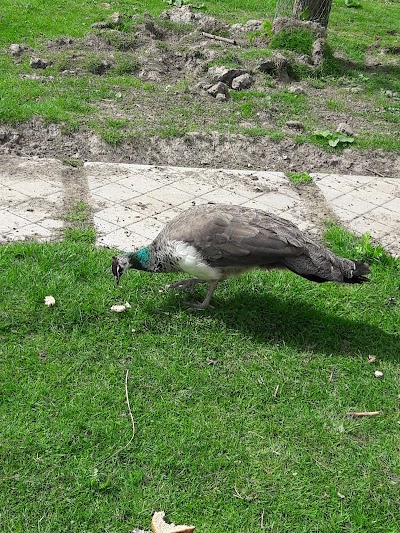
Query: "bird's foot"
187 301 214 311
167 278 204 291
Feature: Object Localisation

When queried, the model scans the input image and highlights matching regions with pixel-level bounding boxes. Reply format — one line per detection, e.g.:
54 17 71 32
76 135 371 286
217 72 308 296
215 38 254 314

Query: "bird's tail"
283 242 371 285
342 260 370 284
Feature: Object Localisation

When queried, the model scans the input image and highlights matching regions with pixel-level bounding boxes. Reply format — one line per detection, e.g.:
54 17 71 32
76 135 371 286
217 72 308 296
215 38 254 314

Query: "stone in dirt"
336 123 354 136
231 19 263 32
9 44 26 56
30 57 48 69
207 66 248 87
286 121 305 130
207 82 230 99
287 85 306 95
231 73 253 90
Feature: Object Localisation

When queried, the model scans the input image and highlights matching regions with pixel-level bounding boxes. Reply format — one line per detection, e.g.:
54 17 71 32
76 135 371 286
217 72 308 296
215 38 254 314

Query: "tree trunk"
292 0 333 26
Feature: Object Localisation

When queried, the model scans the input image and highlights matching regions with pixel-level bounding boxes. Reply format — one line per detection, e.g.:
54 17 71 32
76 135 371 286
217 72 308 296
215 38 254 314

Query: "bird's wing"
161 204 306 267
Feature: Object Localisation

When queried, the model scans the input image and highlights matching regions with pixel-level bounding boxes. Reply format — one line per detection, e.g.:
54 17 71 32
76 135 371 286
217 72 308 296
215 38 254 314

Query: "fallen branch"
201 31 237 45
347 411 381 417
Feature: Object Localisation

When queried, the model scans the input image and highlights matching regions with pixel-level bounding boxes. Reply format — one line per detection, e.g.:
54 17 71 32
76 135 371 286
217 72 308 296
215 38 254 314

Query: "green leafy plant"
314 129 355 147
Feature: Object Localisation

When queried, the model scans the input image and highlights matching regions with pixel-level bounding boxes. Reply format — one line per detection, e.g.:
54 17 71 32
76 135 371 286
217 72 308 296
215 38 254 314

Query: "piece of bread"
151 511 195 533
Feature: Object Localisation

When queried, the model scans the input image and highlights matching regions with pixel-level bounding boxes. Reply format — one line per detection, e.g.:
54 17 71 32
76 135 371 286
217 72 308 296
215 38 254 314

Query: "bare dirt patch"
2 7 399 177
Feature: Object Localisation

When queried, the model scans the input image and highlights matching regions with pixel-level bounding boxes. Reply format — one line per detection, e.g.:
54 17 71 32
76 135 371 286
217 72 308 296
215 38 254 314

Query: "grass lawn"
0 0 399 151
1 221 399 532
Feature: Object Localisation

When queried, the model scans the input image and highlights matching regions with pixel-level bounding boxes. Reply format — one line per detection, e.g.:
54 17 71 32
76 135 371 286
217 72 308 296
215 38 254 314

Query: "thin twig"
273 384 279 398
260 510 265 529
365 167 386 178
347 411 381 417
201 31 237 45
233 485 244 499
98 370 135 464
329 367 336 383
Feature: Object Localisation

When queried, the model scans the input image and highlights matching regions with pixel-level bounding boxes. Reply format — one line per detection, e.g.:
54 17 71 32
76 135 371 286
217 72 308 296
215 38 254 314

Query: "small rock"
30 57 48 69
110 12 121 25
9 44 24 56
91 21 108 29
231 73 253 90
336 123 353 136
287 85 306 95
337 492 346 500
286 120 305 130
374 370 384 378
0 131 9 142
207 81 230 99
215 92 227 102
207 66 247 87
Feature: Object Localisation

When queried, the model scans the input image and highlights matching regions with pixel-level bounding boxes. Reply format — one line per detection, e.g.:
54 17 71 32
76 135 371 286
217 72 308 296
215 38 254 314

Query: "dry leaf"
368 355 377 363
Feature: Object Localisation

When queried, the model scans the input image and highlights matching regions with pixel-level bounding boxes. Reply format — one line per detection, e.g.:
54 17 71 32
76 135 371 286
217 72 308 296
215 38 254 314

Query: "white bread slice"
151 511 195 533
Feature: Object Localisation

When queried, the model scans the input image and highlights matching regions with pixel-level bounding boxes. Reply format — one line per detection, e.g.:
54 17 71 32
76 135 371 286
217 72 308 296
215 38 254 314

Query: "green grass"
286 171 313 185
1 224 399 532
0 0 399 151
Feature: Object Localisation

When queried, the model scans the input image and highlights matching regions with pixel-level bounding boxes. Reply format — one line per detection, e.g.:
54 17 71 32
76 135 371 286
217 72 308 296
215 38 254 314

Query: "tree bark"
292 0 333 26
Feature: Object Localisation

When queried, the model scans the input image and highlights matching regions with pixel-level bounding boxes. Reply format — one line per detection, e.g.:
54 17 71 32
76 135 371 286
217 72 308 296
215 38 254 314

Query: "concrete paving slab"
0 156 65 244
0 156 398 257
85 162 316 250
313 173 400 256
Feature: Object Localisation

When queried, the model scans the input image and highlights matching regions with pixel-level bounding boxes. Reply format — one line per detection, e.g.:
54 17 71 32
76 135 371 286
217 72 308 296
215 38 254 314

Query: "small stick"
329 367 335 383
365 167 386 178
347 411 381 417
201 31 237 45
97 370 135 464
260 510 265 529
273 384 279 398
233 485 243 499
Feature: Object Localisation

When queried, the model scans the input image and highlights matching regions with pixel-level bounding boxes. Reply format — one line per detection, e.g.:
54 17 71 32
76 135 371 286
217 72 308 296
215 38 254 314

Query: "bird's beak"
112 256 120 285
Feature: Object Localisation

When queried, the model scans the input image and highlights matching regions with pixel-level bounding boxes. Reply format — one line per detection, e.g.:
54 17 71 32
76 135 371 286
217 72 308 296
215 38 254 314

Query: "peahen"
112 204 370 309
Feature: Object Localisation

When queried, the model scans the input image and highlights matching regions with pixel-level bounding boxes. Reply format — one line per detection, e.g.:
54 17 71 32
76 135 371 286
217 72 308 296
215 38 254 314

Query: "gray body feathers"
148 204 370 284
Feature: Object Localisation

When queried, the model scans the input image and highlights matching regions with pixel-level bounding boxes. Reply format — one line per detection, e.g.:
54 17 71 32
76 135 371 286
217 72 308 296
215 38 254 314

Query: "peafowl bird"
112 204 370 309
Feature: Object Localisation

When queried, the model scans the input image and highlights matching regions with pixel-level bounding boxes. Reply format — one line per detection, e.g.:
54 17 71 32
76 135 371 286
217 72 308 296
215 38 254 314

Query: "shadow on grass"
159 288 399 363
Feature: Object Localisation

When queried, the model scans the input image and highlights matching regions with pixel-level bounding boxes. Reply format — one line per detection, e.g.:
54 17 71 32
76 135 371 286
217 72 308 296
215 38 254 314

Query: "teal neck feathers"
124 248 150 271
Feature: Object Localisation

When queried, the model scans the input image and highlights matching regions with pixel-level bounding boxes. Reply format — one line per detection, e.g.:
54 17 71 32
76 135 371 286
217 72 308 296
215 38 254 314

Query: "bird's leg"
190 280 219 310
167 278 205 291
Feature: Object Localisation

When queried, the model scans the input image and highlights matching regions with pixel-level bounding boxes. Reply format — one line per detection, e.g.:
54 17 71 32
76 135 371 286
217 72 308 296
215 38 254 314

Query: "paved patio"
0 156 399 256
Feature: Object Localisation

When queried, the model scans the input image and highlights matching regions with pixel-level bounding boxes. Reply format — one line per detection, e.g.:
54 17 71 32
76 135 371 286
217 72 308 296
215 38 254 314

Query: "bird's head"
112 255 129 284
111 249 149 284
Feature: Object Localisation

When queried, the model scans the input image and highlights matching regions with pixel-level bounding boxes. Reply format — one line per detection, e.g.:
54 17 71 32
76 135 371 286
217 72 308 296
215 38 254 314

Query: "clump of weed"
248 19 273 44
84 55 112 75
286 171 312 184
324 223 398 268
101 30 137 51
271 28 314 55
113 55 139 75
